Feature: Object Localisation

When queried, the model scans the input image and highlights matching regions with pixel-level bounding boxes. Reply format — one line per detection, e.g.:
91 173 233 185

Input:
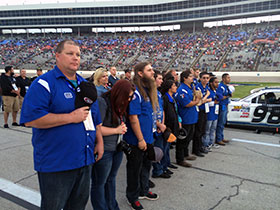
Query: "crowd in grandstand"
0 22 279 72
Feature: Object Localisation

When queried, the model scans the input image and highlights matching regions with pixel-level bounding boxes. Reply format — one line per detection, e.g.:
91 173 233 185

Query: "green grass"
231 82 280 99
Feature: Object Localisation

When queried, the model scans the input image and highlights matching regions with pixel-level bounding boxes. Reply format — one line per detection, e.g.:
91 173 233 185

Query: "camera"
117 140 132 155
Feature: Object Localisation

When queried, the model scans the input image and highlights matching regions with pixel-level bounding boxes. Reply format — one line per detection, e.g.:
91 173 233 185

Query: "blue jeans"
152 134 169 176
38 165 92 210
202 120 217 147
91 150 123 210
216 105 228 143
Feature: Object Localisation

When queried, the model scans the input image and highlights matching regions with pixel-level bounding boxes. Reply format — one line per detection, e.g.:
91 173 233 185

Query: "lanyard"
64 76 82 93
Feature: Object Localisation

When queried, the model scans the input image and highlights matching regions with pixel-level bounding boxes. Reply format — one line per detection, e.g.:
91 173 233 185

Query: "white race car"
227 87 280 129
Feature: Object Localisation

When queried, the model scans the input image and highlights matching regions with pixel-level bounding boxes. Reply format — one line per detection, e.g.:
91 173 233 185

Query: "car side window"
251 97 257 103
265 92 276 104
257 94 266 104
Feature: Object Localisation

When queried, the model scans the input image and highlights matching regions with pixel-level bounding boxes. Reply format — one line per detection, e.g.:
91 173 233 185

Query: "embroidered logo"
64 92 73 99
84 97 93 104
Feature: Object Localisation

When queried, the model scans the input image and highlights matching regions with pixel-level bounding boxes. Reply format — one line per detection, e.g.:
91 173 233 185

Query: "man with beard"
0 66 20 128
16 68 31 109
124 62 159 210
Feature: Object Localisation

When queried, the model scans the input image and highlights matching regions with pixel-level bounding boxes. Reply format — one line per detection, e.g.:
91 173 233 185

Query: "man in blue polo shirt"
216 73 232 145
124 62 159 210
20 40 104 210
175 70 200 167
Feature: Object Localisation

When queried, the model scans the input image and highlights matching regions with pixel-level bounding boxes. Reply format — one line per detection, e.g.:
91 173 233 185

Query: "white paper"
12 83 18 91
215 104 219 115
205 103 209 113
83 111 95 131
196 106 199 112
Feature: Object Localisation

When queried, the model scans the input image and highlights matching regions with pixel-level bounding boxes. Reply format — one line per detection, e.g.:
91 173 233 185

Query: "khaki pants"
2 96 20 113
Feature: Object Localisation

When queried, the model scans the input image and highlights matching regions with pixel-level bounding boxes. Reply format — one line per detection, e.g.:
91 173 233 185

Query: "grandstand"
0 0 280 72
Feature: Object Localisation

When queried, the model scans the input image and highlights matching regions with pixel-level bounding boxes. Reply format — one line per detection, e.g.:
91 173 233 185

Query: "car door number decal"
252 105 280 124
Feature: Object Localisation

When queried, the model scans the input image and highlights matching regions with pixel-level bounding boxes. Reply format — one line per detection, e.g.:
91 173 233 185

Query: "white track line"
231 138 280 148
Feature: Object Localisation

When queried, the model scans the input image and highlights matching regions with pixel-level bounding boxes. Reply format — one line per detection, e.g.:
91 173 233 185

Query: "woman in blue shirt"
94 68 111 96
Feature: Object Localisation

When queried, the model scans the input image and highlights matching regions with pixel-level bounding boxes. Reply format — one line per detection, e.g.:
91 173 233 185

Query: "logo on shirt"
180 94 185 98
84 97 93 104
64 92 73 99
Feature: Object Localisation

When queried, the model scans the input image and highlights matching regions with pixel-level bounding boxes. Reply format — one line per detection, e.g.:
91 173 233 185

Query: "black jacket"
163 94 179 137
0 73 18 97
16 76 31 97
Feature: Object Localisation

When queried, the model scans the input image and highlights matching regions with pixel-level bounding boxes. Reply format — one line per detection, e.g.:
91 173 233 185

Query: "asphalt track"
0 111 279 210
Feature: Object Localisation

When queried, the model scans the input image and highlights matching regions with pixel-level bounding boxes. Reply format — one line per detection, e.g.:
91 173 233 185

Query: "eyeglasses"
202 77 209 79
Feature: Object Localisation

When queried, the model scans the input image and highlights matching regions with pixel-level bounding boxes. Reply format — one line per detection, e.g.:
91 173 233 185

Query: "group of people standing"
18 40 232 210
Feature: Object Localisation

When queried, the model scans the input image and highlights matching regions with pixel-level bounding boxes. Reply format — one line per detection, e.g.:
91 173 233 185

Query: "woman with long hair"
91 79 135 210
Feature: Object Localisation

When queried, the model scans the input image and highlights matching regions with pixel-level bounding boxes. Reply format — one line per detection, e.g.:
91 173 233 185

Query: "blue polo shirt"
20 66 102 173
207 89 219 121
196 82 210 110
216 82 231 106
123 87 154 145
175 83 198 125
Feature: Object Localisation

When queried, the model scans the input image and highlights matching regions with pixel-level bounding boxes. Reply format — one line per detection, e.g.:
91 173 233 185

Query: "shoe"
168 164 178 169
193 152 205 157
148 180 155 188
12 122 19 126
200 147 209 154
128 200 144 210
4 124 9 128
206 146 212 152
177 161 192 167
216 141 226 146
165 169 173 175
139 192 159 201
185 155 197 161
222 139 230 143
152 172 171 179
211 144 220 149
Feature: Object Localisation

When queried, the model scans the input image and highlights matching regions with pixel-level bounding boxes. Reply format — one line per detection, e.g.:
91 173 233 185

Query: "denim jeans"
91 150 123 210
38 165 92 210
152 134 169 176
216 106 228 143
126 146 151 203
202 120 217 147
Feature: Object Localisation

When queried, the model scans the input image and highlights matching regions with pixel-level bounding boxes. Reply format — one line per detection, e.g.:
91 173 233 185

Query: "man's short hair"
180 70 192 83
36 68 42 72
222 73 229 79
5 66 13 73
55 40 79 53
125 69 132 74
199 72 209 78
154 70 162 79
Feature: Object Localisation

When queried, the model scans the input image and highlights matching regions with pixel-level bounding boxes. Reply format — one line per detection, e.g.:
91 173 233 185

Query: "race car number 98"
252 106 280 124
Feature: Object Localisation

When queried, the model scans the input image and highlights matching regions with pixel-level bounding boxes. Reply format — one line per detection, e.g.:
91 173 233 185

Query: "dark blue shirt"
216 82 231 106
124 87 154 145
175 83 198 125
108 75 119 87
20 66 102 173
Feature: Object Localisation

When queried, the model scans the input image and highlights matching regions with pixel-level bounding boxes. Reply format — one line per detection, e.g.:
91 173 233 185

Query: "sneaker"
165 169 173 175
152 172 171 179
212 144 220 149
216 141 226 146
222 139 230 143
139 192 159 201
148 180 155 188
200 147 208 154
128 200 144 210
4 124 9 128
168 164 178 169
12 122 20 126
206 146 212 152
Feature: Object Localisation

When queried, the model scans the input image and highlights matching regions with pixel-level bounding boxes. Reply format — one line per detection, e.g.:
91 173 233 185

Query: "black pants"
176 124 195 163
193 110 207 154
126 146 151 203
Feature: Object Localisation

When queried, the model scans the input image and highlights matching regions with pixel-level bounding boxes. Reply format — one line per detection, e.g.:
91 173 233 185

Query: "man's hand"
70 106 89 123
138 139 147 151
157 122 166 133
